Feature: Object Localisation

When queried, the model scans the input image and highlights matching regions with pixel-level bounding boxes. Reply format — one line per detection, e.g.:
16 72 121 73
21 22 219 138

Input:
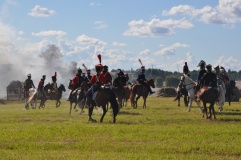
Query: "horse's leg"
202 103 207 119
69 102 73 114
184 96 188 107
187 99 193 112
88 104 97 122
135 95 140 108
212 103 216 119
177 97 180 107
143 97 147 109
56 100 61 108
100 105 107 123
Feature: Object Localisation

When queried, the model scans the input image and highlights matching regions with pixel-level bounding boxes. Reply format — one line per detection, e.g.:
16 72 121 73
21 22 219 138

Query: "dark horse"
129 78 155 109
197 86 217 119
43 83 66 108
123 86 131 107
225 80 236 106
68 81 89 114
112 86 124 108
88 87 119 123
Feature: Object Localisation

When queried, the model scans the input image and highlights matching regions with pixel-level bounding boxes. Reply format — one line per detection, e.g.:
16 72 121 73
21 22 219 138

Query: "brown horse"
197 86 218 119
88 87 119 123
123 86 130 107
129 78 155 109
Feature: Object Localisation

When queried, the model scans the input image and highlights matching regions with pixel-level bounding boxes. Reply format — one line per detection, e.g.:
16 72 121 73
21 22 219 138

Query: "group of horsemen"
23 54 155 107
174 60 230 101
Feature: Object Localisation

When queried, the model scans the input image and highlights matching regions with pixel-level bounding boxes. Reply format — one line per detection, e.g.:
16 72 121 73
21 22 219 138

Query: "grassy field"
0 97 241 160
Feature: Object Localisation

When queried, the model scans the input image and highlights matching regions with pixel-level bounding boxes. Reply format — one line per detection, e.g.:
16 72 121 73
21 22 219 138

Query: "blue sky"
1 0 241 78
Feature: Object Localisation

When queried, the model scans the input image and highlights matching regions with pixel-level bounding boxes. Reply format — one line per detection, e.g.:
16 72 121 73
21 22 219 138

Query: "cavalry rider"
183 62 189 75
85 54 104 107
113 69 126 93
67 68 84 101
137 66 155 94
23 74 35 98
220 66 229 85
51 72 57 91
100 65 112 85
196 60 207 91
201 64 217 89
83 69 92 87
173 62 189 101
37 75 46 105
124 73 131 85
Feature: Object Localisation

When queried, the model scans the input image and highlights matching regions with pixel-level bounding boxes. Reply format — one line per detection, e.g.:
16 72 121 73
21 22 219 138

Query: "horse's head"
68 79 73 90
59 84 66 92
147 78 155 88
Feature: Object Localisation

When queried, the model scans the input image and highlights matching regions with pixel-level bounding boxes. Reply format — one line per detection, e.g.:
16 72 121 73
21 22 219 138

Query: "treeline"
111 68 241 88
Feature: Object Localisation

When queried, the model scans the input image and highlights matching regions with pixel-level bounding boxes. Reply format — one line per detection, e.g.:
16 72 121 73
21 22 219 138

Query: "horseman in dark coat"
23 74 35 98
183 62 189 75
220 66 229 85
113 69 126 94
51 72 57 90
202 64 217 88
137 66 155 94
196 60 207 91
38 75 46 105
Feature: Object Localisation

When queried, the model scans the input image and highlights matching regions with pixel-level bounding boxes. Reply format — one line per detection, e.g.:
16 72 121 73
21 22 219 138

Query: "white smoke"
0 23 79 98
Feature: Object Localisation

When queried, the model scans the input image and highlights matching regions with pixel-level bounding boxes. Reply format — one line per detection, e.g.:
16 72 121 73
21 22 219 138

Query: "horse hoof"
89 118 97 123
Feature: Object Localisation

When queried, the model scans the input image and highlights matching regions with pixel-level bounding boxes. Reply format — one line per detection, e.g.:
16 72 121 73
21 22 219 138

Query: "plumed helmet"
52 72 57 82
103 65 108 72
42 75 46 79
214 65 219 70
95 64 103 72
197 60 206 67
77 68 82 73
87 69 91 74
117 69 124 76
27 74 31 77
206 64 212 70
141 66 145 71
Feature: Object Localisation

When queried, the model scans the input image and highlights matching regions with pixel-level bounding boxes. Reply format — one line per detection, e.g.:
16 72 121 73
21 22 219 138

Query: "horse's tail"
27 89 37 103
129 85 137 104
109 90 119 117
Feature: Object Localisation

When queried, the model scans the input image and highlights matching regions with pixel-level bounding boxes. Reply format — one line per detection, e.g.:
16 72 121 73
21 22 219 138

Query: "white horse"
25 88 39 109
180 74 203 112
216 79 226 112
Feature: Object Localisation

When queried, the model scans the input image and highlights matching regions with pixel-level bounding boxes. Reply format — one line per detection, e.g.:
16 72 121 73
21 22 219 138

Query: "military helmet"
197 60 206 67
27 74 31 77
206 64 212 70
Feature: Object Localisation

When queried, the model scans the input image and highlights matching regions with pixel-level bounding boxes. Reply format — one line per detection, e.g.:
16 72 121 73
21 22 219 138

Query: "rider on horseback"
51 72 57 90
220 66 229 85
85 55 103 107
38 75 46 104
100 65 112 85
67 68 83 101
137 66 155 94
173 62 189 101
113 69 126 94
23 74 35 98
196 60 207 91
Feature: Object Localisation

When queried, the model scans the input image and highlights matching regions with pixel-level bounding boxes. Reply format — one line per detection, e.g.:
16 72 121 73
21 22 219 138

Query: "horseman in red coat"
67 69 81 101
100 65 112 85
85 54 104 107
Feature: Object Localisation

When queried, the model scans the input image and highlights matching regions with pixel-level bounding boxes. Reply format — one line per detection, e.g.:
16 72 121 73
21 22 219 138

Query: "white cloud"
139 49 150 55
94 21 107 29
113 42 126 47
124 18 193 37
28 5 56 17
76 34 106 46
156 43 189 56
163 0 241 24
89 2 101 6
32 30 67 38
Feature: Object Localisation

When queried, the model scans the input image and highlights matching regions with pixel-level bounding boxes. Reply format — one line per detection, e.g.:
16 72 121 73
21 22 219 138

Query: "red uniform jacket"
71 76 79 89
100 72 112 85
90 73 103 85
37 79 44 90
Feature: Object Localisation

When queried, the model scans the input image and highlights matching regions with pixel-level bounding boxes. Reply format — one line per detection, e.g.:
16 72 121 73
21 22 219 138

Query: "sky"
1 0 241 97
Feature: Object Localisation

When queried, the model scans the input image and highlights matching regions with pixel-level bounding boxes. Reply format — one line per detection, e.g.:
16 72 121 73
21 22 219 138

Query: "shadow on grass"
118 111 141 116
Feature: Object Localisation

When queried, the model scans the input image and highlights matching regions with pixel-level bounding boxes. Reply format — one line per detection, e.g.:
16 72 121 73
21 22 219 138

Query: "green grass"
0 98 241 160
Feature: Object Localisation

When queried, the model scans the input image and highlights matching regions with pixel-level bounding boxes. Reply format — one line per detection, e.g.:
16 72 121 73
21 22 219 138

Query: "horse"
197 86 217 119
179 74 203 112
176 86 189 107
43 83 66 108
25 88 38 109
112 86 124 108
87 86 119 123
122 86 130 107
225 80 236 106
68 81 89 114
216 79 226 112
129 78 155 109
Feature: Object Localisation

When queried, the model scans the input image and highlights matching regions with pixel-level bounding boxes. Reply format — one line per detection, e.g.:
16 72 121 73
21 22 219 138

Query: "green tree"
155 76 163 87
165 76 179 87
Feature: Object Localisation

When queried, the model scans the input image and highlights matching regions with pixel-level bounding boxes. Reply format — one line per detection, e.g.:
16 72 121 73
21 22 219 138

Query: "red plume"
97 54 101 64
54 72 57 77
